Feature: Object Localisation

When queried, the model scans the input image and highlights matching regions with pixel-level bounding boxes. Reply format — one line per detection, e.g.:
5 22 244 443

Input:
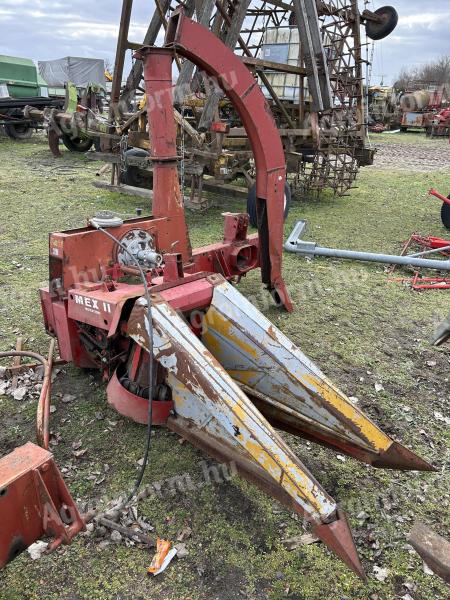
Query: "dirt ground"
0 131 449 600
370 132 450 172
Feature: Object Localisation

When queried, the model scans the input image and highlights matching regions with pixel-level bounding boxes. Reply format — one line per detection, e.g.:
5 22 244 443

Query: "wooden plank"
241 56 306 76
174 0 216 104
264 0 293 11
11 337 23 391
119 108 146 133
6 358 65 376
93 181 153 199
86 152 120 163
292 0 333 111
199 0 252 131
86 153 151 168
228 127 312 137
93 179 248 200
174 109 203 145
202 179 248 198
121 0 171 103
96 163 111 177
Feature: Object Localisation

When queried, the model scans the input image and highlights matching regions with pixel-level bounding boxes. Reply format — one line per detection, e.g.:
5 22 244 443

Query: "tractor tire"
441 200 450 230
366 6 398 41
120 148 152 188
247 181 291 228
61 133 94 152
2 109 33 140
3 121 33 140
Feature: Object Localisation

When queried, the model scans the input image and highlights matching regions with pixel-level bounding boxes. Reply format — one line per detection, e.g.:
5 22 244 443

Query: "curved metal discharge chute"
163 8 292 311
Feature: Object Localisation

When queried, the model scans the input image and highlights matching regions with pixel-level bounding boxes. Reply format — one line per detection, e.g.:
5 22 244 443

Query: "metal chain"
119 134 129 173
173 47 187 200
179 104 186 200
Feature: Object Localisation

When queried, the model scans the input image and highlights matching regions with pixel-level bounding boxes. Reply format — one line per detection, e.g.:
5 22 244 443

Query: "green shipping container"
0 55 47 98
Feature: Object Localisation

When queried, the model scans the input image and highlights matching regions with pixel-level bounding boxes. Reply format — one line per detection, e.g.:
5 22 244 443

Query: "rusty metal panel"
402 112 425 128
127 290 337 524
199 280 433 471
409 522 450 584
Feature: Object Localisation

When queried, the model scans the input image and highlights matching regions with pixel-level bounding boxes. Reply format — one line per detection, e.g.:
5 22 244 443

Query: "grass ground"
0 131 449 600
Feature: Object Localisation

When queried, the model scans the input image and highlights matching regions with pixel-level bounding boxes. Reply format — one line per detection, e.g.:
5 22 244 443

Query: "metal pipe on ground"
0 347 54 449
284 220 450 271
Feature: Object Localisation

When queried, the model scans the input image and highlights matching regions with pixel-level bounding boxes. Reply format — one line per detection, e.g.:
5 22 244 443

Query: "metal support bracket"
0 443 85 569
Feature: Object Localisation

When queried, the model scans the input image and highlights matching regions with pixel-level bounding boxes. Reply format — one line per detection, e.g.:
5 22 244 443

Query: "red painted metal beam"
429 188 450 206
139 47 192 262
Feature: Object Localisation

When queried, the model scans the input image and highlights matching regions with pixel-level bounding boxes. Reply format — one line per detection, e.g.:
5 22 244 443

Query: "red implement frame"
429 188 450 206
388 234 450 290
0 345 85 570
0 443 85 569
2 11 296 571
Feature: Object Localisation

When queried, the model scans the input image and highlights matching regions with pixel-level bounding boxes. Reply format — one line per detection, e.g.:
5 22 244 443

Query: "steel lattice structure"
166 0 373 197
28 0 396 202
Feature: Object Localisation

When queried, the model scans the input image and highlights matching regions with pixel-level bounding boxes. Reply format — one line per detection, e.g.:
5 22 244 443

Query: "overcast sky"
0 1 448 85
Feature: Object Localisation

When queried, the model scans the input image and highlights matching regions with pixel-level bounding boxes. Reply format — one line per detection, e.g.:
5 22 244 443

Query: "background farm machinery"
26 0 398 207
0 55 107 143
0 9 435 582
399 84 449 134
367 84 399 131
0 54 64 140
425 106 450 138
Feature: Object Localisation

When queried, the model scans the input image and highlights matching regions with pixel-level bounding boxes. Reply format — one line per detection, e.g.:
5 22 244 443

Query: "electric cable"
92 223 155 506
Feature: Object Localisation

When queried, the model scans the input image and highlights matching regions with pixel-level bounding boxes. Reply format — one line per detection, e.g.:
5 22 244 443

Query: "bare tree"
395 55 450 90
104 58 114 75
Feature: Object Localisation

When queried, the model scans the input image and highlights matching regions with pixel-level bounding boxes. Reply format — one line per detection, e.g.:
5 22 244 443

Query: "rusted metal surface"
127 285 338 524
27 11 431 582
10 338 23 390
409 521 450 584
138 47 192 262
0 443 85 569
48 127 62 158
44 216 258 296
198 280 434 471
314 509 366 581
401 111 427 129
107 363 173 425
96 516 156 547
42 339 55 450
432 315 450 347
37 165 433 581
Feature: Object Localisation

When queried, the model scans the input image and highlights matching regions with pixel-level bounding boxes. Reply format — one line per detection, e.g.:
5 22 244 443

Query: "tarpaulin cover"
38 57 105 89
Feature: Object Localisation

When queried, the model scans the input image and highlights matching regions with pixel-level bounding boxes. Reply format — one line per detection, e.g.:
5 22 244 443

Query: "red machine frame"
40 8 292 377
5 10 292 569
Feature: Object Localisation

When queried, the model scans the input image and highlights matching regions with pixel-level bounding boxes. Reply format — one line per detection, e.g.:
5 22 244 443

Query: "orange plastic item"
147 538 171 574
